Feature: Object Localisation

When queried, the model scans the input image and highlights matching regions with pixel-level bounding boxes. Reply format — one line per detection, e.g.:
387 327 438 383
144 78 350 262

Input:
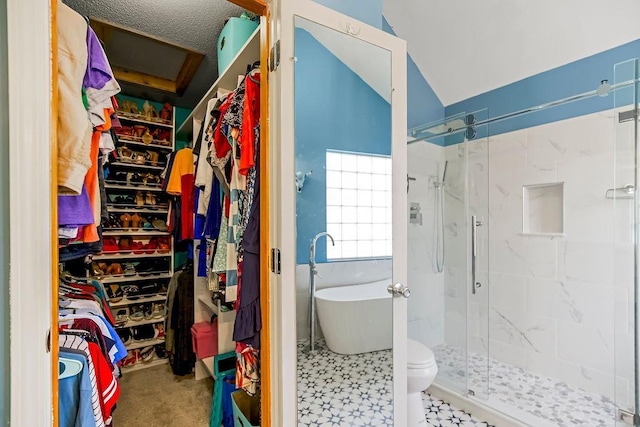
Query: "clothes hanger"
59 357 83 380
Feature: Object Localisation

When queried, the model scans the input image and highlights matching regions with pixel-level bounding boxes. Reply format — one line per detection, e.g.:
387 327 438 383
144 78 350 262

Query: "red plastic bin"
191 318 218 359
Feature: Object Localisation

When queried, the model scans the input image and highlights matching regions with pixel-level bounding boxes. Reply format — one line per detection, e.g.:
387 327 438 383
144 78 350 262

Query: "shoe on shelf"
133 125 146 138
140 346 156 363
129 240 143 254
146 191 157 207
157 236 170 254
104 213 123 230
154 323 165 340
132 324 155 341
139 282 158 296
110 171 129 184
143 303 153 320
146 173 161 186
107 263 123 276
120 349 140 367
122 263 136 277
135 191 145 207
103 237 119 253
117 328 132 345
143 237 159 254
130 173 145 186
119 214 131 232
122 284 141 301
136 260 155 276
160 103 172 123
118 236 133 253
129 304 144 321
154 343 167 358
152 303 164 319
118 146 134 163
114 308 129 327
131 213 143 230
146 151 159 166
133 151 147 165
141 129 154 145
90 262 104 277
152 219 167 231
107 284 123 302
157 281 169 296
149 104 160 122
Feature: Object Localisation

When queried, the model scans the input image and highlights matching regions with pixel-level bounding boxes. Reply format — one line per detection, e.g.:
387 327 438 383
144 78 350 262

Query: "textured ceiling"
384 0 640 105
64 0 243 109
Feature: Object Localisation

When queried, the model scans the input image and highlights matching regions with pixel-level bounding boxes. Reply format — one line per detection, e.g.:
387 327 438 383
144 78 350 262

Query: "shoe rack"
93 98 176 372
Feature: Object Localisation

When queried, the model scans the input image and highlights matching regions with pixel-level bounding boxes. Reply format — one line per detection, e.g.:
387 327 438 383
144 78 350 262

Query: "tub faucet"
309 232 335 352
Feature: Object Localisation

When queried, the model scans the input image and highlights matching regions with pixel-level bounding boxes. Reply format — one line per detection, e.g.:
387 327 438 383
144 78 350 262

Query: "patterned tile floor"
297 339 493 426
433 344 617 426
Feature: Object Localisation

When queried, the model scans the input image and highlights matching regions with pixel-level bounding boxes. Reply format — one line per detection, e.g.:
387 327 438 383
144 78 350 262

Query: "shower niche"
522 182 564 235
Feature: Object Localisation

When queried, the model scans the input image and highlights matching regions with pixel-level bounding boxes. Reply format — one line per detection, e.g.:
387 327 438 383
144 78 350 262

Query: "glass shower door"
433 114 470 394
613 58 639 426
466 109 490 400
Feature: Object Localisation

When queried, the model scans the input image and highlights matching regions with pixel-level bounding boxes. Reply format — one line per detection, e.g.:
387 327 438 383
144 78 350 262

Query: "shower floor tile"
433 344 617 427
297 339 493 426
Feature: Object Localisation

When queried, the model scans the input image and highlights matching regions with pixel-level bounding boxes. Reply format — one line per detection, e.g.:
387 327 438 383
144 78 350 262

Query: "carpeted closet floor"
113 363 213 427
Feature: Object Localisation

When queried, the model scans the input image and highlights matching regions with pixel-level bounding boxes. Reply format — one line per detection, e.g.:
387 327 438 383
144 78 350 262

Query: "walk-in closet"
55 0 267 425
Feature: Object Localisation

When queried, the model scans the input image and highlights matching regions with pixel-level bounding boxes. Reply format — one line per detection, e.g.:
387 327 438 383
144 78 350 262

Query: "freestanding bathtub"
315 279 393 355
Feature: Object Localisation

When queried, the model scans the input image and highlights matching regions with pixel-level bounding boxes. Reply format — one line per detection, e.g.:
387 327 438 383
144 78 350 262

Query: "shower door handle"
471 216 482 295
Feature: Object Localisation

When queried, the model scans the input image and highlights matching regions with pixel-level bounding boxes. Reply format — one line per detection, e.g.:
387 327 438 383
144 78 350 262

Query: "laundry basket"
231 390 260 427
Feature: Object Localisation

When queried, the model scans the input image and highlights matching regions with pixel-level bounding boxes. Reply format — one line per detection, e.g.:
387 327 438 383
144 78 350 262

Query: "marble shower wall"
456 109 635 406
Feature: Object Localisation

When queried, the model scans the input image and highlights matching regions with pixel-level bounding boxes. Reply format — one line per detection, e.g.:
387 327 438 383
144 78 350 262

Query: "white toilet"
407 338 438 427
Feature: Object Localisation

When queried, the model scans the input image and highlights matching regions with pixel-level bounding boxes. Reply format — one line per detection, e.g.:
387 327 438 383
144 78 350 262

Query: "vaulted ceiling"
383 0 640 106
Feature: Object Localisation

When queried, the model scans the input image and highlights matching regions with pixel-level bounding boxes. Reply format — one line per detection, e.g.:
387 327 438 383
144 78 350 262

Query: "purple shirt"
83 27 113 90
58 184 94 227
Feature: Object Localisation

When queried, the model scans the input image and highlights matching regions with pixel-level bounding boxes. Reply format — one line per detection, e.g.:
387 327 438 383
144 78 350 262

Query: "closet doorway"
48 0 272 426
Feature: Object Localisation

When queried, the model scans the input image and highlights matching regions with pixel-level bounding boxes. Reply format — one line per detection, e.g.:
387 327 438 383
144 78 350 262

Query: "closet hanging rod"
408 77 640 144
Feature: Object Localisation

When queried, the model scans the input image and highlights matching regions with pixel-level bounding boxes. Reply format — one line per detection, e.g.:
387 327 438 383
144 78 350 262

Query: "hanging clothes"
57 0 92 195
233 133 261 349
58 273 125 426
166 148 195 241
59 351 96 427
165 264 196 375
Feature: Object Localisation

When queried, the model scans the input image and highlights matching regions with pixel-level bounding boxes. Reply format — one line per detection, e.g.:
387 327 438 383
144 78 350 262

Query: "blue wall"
381 18 444 131
305 2 445 133
295 28 391 264
444 39 640 141
314 0 383 29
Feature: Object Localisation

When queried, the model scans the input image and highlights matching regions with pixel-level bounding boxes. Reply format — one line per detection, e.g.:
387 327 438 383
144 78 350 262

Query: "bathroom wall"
294 28 391 265
441 109 635 406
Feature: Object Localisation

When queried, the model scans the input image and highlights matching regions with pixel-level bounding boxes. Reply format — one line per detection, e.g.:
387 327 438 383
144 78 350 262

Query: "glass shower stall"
407 58 640 426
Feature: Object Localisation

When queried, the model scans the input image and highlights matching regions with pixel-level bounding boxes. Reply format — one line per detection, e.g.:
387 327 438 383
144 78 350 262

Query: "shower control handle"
387 282 411 298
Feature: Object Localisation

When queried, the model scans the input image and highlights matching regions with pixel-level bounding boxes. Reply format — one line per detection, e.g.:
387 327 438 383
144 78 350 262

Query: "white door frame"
6 0 54 425
270 1 407 424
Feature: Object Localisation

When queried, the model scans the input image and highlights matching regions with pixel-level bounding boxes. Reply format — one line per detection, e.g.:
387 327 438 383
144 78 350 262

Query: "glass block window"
325 150 392 260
